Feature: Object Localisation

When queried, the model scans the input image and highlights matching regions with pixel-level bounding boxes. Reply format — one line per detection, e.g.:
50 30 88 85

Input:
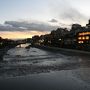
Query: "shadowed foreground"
0 47 90 90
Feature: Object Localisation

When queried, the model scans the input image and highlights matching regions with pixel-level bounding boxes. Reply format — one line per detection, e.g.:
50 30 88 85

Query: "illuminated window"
78 41 84 44
86 36 89 40
78 37 82 40
82 37 85 40
78 41 80 43
79 32 90 36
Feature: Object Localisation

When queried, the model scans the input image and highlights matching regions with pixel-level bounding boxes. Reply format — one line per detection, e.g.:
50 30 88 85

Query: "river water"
0 44 90 90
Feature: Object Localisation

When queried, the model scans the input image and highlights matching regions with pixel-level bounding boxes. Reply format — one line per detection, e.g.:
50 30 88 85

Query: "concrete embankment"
33 45 90 56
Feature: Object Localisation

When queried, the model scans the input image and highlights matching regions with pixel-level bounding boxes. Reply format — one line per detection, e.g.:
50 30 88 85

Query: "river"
0 44 90 90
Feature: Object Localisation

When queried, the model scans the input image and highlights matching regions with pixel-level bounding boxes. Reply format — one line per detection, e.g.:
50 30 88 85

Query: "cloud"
59 22 71 28
49 0 88 25
0 20 59 32
49 19 58 23
0 24 24 31
59 7 88 24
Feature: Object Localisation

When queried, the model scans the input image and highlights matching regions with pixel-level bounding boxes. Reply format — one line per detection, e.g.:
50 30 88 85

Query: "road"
0 44 90 90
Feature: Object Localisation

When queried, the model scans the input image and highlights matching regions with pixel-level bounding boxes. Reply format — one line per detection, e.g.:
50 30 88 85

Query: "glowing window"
78 37 82 40
78 41 84 44
82 37 85 40
86 36 89 40
79 32 90 36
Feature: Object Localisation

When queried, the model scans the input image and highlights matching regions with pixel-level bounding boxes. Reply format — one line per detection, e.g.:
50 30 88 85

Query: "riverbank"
33 45 90 56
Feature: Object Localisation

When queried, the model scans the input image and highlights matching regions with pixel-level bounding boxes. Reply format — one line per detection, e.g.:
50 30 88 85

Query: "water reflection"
0 45 90 83
72 56 90 84
0 46 90 90
16 43 31 48
77 56 90 68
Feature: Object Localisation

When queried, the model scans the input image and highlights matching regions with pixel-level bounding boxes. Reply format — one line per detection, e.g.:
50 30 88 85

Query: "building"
86 19 90 28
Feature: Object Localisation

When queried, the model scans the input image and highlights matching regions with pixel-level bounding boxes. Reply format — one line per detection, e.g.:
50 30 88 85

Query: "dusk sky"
0 0 90 39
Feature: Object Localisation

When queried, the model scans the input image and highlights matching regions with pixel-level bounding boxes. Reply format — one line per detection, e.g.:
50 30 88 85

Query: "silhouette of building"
86 19 90 28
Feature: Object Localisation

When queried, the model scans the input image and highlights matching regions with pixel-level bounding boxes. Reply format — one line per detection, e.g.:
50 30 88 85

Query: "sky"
0 0 90 39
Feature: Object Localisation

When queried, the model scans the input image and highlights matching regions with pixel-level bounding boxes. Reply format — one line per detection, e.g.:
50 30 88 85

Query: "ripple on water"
0 47 90 78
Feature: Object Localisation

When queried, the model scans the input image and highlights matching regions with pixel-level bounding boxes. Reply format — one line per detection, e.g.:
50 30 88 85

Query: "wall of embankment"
33 45 90 57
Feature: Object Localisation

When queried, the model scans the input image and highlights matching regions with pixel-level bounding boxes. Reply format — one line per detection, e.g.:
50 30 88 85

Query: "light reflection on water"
16 43 31 48
0 45 90 85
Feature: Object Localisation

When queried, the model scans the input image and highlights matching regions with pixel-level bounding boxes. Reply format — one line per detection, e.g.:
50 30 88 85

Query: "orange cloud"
0 31 49 39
